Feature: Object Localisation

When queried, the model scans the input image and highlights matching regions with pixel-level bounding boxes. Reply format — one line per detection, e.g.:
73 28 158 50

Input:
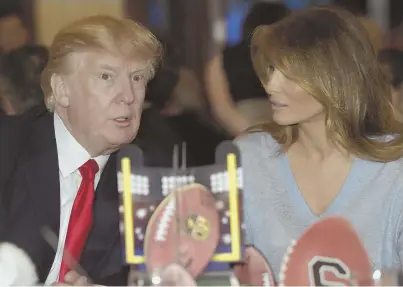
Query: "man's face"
58 50 149 155
0 15 28 52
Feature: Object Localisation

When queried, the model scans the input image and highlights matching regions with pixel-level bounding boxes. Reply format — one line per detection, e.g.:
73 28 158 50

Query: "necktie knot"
79 159 99 180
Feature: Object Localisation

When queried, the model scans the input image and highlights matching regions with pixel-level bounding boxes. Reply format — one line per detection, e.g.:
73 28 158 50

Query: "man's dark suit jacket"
0 105 47 193
0 114 25 193
1 112 128 285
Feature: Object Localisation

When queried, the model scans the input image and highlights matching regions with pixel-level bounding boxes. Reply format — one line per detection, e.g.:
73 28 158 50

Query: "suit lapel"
27 143 61 280
28 145 60 232
28 115 61 280
27 113 60 234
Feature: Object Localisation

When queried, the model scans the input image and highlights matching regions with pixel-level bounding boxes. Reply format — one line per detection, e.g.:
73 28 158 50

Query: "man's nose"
121 80 135 104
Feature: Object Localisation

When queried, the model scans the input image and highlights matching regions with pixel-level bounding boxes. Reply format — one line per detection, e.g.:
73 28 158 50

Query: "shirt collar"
54 112 109 178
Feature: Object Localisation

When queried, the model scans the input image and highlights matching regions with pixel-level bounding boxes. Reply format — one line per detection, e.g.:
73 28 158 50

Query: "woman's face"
264 70 324 126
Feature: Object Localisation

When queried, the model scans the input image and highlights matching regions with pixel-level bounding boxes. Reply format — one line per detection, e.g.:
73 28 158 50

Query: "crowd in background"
0 0 403 167
0 1 403 285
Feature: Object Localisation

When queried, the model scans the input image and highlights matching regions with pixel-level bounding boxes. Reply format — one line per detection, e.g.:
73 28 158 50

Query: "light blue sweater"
235 132 403 281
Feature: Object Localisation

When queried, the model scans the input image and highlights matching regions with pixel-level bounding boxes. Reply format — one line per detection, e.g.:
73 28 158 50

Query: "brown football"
233 246 276 286
279 216 373 286
144 183 220 278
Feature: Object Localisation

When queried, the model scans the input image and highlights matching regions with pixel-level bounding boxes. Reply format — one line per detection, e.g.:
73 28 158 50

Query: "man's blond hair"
41 15 162 111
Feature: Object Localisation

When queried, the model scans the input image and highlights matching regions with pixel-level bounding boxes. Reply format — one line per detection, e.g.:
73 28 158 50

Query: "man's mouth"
115 117 130 122
114 117 132 126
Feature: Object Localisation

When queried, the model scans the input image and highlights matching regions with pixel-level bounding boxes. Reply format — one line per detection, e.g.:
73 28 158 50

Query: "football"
144 183 220 278
233 246 276 286
279 216 372 286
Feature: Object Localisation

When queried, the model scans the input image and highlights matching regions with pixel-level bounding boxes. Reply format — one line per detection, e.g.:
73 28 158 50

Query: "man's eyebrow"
97 64 150 78
98 64 117 72
98 64 147 74
130 68 148 74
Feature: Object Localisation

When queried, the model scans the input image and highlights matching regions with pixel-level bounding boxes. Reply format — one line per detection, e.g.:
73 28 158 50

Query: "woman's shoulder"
234 131 280 157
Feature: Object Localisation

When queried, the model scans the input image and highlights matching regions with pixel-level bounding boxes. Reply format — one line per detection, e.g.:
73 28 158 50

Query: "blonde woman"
236 6 403 282
205 3 289 137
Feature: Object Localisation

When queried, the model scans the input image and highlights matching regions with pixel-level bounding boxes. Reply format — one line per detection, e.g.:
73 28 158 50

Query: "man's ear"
50 73 69 107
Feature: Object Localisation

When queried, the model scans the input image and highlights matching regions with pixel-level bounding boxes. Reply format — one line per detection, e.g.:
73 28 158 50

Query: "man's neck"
56 109 110 157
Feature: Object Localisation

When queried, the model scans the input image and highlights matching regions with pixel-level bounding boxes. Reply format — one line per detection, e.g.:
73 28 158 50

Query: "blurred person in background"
205 2 289 137
141 32 226 166
133 104 183 167
0 0 29 53
133 34 183 166
333 0 384 51
390 22 403 50
135 32 195 167
0 45 48 115
378 48 403 121
0 45 48 193
146 31 206 116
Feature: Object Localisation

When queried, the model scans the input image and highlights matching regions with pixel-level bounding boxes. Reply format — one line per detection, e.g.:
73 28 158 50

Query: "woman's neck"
294 120 348 161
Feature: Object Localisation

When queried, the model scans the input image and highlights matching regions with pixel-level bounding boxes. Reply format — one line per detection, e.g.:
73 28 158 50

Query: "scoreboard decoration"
116 141 246 273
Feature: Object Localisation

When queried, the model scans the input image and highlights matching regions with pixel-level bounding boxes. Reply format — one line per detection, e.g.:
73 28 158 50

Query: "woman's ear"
50 73 69 108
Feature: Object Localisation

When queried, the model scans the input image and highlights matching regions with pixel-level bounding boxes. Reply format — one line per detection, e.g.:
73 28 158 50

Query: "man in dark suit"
2 15 162 285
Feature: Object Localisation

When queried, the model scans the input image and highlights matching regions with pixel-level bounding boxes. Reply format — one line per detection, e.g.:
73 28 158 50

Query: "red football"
157 263 197 286
144 183 220 278
233 246 276 286
279 216 373 286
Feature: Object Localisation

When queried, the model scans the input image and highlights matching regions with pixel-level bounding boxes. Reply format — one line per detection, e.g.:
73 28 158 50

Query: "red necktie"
59 159 99 282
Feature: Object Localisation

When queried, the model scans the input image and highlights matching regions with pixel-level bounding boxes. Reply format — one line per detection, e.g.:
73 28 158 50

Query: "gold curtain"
34 0 124 46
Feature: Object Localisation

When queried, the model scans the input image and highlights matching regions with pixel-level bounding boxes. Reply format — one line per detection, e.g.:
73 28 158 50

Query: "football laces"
155 197 176 242
278 239 297 286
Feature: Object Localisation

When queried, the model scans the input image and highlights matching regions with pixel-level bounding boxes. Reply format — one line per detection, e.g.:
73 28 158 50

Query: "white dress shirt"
45 113 109 285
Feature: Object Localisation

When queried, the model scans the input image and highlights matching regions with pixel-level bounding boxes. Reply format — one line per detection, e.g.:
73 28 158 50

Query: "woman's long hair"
250 6 403 162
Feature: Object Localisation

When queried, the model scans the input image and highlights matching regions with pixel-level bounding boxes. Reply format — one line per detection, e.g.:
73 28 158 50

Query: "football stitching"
278 239 297 286
154 197 176 242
